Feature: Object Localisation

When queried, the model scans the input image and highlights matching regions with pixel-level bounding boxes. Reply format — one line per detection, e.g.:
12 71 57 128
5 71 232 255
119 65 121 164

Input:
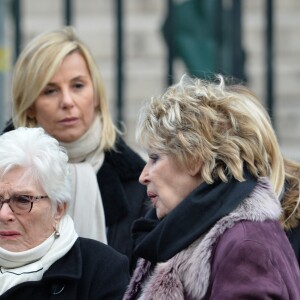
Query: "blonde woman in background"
281 158 300 264
231 85 300 265
2 26 148 271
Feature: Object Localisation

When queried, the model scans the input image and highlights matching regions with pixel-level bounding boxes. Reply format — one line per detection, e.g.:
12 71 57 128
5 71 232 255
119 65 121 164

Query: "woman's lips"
147 192 158 208
59 117 78 126
0 231 20 239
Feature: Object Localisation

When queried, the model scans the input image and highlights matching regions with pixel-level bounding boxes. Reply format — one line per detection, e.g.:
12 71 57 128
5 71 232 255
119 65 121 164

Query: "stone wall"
3 0 300 161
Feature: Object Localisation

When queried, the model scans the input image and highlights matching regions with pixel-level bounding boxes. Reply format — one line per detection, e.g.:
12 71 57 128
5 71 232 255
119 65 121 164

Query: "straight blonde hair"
12 26 117 151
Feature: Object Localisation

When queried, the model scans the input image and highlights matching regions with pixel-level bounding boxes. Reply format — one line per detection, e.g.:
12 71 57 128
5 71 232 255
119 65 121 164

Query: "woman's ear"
188 161 203 177
54 202 67 222
27 105 36 119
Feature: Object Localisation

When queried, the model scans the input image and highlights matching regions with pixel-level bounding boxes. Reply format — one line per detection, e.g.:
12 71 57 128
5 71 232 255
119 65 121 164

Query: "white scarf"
60 115 107 244
0 214 78 295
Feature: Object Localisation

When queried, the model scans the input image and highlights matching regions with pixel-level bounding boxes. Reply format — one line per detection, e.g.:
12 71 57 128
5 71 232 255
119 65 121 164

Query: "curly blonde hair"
281 158 300 230
136 75 284 188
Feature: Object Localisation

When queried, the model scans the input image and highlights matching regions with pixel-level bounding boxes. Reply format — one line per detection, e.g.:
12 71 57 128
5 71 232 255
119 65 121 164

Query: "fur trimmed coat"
124 178 300 299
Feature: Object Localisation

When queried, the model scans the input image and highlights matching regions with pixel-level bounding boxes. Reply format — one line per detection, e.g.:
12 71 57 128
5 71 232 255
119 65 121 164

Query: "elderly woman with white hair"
0 127 129 299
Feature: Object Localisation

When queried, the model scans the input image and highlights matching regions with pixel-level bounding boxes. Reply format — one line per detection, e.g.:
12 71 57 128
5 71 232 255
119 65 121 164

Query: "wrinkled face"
28 51 97 143
0 167 65 252
139 152 202 219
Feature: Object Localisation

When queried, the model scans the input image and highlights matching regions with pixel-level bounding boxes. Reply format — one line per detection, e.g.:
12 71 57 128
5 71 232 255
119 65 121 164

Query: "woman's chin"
0 242 24 252
156 210 166 220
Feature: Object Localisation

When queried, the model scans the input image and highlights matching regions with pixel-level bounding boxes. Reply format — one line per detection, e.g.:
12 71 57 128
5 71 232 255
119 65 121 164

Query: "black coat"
286 224 300 266
0 237 130 300
97 137 148 270
2 122 149 270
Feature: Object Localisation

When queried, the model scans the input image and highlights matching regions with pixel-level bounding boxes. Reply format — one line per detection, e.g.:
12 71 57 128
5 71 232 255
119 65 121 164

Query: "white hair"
0 127 71 206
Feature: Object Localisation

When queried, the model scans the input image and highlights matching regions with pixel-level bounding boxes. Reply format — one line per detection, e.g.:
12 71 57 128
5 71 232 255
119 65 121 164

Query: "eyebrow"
0 191 34 197
7 189 36 195
46 75 89 86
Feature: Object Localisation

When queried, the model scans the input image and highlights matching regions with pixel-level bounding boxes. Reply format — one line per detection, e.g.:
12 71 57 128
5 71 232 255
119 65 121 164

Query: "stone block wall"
3 0 299 161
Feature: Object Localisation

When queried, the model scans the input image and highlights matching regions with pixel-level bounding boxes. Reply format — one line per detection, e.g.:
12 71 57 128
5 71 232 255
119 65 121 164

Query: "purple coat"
124 178 300 299
204 220 300 299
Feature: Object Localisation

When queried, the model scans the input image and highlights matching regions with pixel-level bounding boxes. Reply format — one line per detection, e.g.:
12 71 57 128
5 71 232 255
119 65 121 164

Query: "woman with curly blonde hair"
123 75 300 299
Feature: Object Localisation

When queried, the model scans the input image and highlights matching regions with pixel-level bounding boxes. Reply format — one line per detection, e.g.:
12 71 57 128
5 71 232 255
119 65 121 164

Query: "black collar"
43 238 82 280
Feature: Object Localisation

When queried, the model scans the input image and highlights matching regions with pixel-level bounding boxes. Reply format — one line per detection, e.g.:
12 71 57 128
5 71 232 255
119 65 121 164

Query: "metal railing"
6 0 275 129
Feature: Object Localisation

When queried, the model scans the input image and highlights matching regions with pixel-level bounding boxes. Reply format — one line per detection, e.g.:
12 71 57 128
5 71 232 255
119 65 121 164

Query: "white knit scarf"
0 214 78 296
60 115 107 244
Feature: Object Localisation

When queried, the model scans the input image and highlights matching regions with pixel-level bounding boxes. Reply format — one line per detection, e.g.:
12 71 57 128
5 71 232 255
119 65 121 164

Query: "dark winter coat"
0 237 130 300
2 123 149 270
97 137 148 269
124 178 300 299
286 224 300 266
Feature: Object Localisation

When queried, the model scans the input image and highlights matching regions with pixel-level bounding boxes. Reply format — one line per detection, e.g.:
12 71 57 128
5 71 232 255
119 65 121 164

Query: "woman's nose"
0 202 14 220
61 90 74 108
139 165 149 185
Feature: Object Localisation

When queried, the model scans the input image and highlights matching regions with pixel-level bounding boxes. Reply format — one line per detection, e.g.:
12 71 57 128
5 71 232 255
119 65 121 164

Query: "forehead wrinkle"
0 174 39 196
0 182 13 193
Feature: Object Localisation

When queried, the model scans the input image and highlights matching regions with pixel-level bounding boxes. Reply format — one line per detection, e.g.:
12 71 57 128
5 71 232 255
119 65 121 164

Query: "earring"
54 224 60 239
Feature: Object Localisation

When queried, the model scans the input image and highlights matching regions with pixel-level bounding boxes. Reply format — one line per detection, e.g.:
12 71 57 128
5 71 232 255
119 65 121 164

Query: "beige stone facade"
2 0 299 161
